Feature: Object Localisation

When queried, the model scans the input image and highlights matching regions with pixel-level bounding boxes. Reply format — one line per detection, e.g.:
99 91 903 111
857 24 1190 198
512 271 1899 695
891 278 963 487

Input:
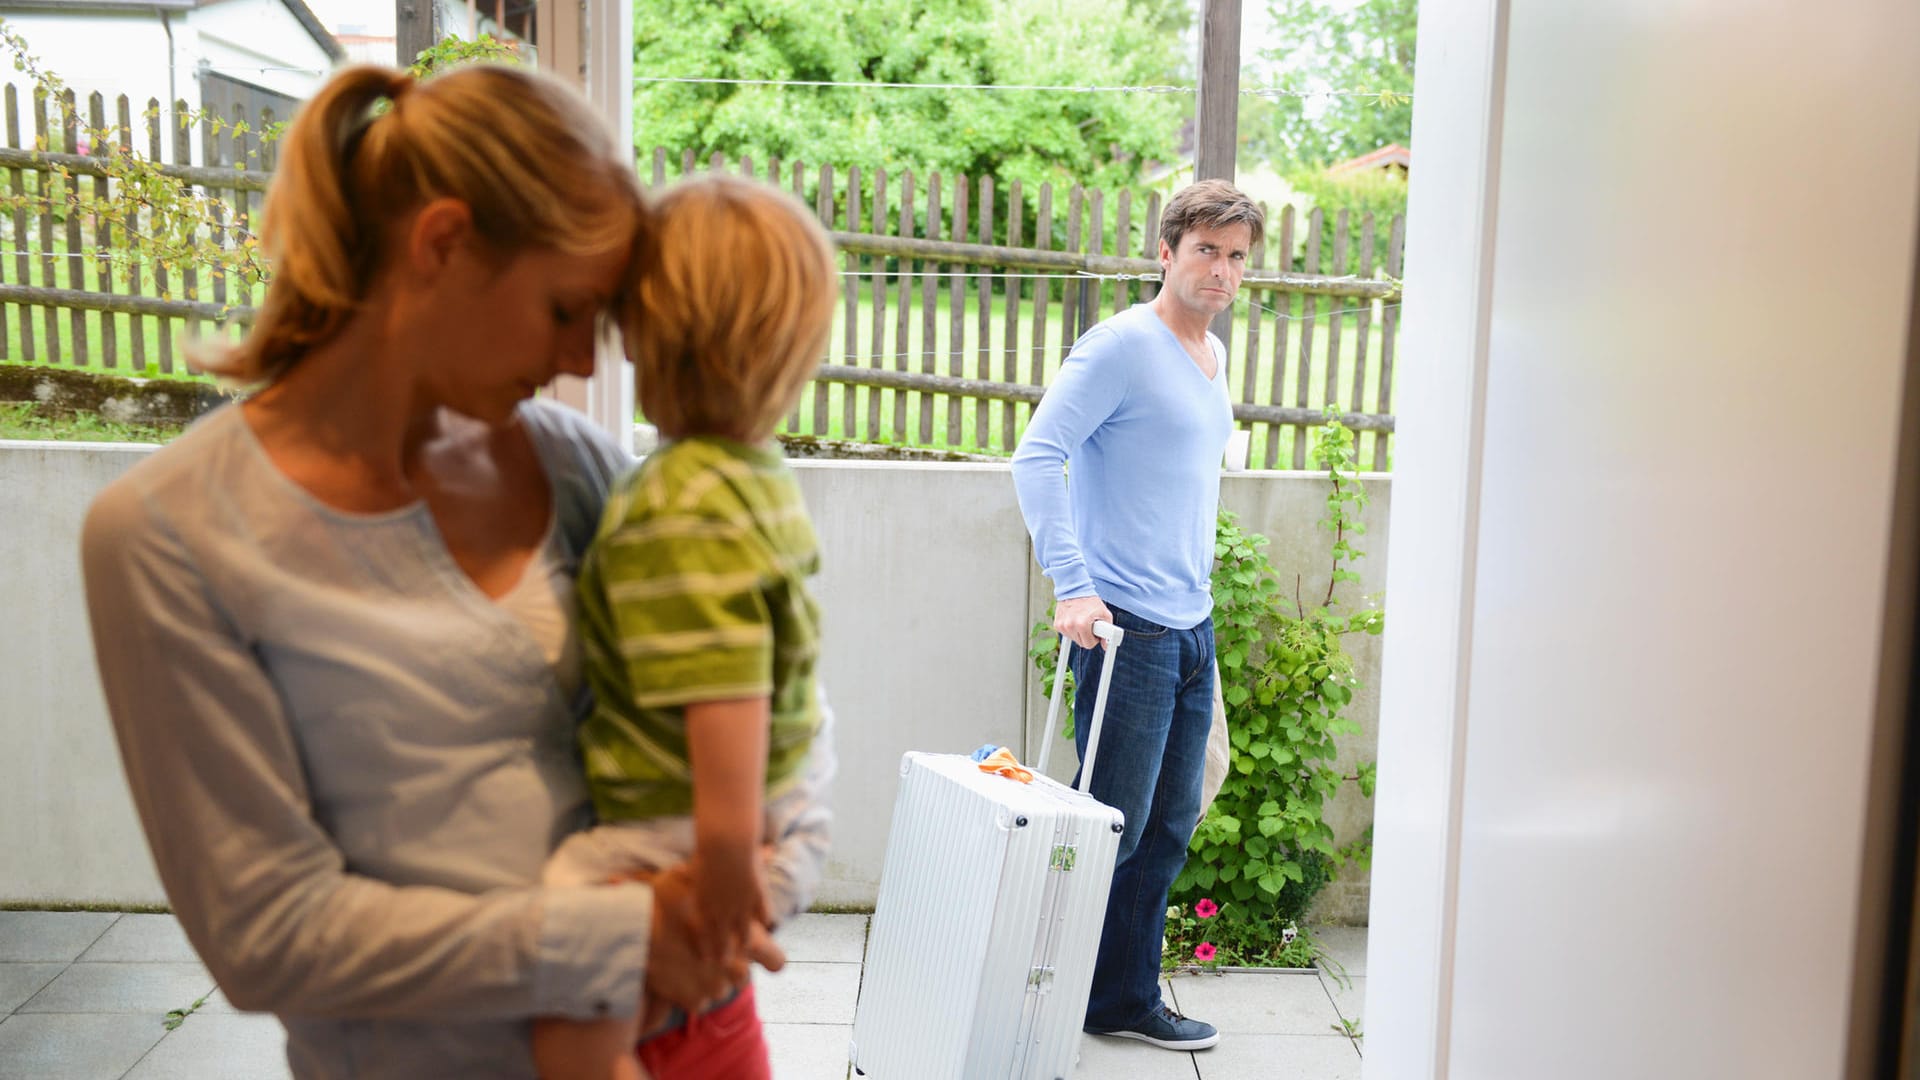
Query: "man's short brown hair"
1159 179 1265 254
624 175 839 442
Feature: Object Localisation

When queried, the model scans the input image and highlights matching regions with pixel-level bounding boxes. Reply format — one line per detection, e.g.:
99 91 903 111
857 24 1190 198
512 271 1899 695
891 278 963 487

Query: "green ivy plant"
1030 412 1382 960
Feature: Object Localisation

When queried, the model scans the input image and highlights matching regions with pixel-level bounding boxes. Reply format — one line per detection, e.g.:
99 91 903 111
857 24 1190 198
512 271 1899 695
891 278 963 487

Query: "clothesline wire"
4 69 1404 100
633 75 1403 100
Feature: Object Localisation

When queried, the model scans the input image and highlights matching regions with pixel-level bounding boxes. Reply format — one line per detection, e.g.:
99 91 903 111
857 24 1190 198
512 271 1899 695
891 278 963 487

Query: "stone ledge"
0 366 235 427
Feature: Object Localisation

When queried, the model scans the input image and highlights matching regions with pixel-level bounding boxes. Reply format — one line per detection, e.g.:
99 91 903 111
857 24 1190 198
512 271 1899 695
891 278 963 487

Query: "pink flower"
1194 942 1217 962
1194 899 1219 919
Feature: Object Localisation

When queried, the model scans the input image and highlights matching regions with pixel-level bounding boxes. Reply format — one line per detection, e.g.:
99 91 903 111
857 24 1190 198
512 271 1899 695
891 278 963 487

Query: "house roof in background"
0 1 199 11
1329 143 1412 176
268 0 347 61
0 0 345 62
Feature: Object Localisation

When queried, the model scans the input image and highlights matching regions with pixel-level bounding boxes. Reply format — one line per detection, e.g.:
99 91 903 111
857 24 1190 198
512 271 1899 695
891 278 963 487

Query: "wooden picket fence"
640 148 1403 469
0 87 274 379
0 92 1405 469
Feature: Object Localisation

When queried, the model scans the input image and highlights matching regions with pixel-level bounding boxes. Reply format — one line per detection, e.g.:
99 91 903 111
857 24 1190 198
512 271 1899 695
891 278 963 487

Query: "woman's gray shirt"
79 399 792 1078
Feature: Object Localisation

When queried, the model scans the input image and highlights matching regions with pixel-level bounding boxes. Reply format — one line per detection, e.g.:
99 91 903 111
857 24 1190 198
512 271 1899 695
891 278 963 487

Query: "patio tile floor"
0 911 1367 1078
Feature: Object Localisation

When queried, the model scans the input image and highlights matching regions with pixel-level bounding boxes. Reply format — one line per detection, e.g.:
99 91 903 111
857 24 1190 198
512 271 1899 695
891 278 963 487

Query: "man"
1011 179 1262 1052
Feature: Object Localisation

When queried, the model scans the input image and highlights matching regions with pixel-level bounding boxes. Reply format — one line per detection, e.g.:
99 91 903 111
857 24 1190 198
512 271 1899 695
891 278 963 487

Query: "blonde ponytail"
196 63 640 384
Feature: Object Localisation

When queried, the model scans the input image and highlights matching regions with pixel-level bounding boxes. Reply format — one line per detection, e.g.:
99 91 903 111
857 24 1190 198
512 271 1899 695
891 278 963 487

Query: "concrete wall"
0 440 1387 922
0 441 152 904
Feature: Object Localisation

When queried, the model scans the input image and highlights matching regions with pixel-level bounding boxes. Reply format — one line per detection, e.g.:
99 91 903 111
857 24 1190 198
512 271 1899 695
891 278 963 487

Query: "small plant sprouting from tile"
1332 1016 1363 1039
163 993 209 1031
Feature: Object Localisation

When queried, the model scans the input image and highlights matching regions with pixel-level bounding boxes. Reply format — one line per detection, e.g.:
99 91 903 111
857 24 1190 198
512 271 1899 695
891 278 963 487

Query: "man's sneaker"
1087 1002 1220 1050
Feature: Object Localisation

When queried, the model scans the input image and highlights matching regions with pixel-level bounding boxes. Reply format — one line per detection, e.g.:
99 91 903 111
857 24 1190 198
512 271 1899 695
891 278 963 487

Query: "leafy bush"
1172 416 1379 939
1283 166 1408 274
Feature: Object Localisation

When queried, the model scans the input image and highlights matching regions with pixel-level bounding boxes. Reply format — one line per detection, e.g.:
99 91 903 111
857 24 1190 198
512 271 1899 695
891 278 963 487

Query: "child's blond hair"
626 176 839 442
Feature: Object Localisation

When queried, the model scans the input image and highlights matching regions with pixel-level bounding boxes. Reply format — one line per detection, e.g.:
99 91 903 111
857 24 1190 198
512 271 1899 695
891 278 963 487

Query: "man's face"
1158 221 1253 320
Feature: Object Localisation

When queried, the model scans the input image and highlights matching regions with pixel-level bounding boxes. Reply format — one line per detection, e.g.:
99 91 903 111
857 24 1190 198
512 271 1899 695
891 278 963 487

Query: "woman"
79 62 823 1078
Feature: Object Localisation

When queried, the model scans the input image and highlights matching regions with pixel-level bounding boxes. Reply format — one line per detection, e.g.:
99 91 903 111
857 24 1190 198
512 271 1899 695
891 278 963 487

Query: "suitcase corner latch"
1049 845 1077 872
1027 965 1056 994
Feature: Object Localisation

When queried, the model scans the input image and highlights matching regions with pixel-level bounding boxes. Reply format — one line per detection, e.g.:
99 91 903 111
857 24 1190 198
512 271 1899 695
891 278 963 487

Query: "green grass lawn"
0 251 1399 467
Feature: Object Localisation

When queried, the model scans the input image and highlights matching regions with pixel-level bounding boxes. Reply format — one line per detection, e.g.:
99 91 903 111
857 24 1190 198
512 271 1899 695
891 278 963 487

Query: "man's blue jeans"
1069 604 1214 1030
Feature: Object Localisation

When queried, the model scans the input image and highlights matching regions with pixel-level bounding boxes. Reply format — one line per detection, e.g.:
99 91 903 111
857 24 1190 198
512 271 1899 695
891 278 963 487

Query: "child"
533 175 841 1080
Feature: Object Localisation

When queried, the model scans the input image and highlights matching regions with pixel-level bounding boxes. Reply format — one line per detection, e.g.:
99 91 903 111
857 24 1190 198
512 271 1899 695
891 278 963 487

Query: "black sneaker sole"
1088 1028 1221 1051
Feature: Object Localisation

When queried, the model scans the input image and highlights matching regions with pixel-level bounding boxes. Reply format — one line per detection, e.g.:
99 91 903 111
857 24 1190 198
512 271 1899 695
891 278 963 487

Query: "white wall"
0 12 190 140
1366 1 1920 1077
0 442 1388 913
0 1 334 158
188 0 334 101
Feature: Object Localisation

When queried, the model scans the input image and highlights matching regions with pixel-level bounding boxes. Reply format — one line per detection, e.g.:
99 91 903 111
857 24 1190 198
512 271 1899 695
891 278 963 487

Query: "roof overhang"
0 0 346 63
0 1 199 12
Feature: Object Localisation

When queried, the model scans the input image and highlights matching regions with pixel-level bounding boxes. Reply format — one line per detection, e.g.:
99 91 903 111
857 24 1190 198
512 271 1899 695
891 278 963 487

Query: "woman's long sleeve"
82 482 651 1023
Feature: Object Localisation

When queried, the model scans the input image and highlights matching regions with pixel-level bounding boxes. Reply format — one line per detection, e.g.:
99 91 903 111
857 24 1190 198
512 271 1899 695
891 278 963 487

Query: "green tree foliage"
633 0 1188 194
1259 0 1416 165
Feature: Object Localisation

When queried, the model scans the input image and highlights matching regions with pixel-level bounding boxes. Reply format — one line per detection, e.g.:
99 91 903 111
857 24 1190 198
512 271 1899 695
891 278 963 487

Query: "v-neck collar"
230 401 565 602
1142 305 1225 384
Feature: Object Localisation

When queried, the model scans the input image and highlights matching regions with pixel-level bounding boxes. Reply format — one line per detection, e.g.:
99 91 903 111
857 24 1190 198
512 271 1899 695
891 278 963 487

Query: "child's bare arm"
686 697 772 958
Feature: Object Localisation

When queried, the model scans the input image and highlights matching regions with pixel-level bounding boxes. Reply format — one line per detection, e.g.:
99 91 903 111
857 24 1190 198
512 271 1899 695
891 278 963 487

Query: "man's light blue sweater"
1012 303 1234 630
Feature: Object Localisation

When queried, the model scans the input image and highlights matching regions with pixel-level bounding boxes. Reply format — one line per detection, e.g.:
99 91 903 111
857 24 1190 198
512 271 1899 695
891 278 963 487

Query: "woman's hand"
643 864 786 1017
690 850 771 964
645 866 744 1015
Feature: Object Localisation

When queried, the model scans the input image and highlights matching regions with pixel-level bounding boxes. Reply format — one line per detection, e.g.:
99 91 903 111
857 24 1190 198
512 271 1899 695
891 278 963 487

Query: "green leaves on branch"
0 21 514 308
0 19 280 302
409 33 521 77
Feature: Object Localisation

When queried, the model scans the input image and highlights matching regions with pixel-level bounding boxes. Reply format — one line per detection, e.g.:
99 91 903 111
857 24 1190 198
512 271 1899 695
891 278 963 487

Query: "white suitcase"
850 622 1128 1080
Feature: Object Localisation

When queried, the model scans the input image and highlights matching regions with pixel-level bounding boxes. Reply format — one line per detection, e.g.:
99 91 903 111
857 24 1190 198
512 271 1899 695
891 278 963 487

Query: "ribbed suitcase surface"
850 752 1125 1080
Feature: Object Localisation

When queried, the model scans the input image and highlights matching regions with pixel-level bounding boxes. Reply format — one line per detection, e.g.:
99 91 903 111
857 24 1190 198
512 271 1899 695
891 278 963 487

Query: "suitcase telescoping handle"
1036 619 1125 793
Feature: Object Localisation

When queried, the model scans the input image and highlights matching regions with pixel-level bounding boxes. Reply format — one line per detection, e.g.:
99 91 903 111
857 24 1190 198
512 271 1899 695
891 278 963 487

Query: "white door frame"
1359 1 1508 1074
542 0 636 454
